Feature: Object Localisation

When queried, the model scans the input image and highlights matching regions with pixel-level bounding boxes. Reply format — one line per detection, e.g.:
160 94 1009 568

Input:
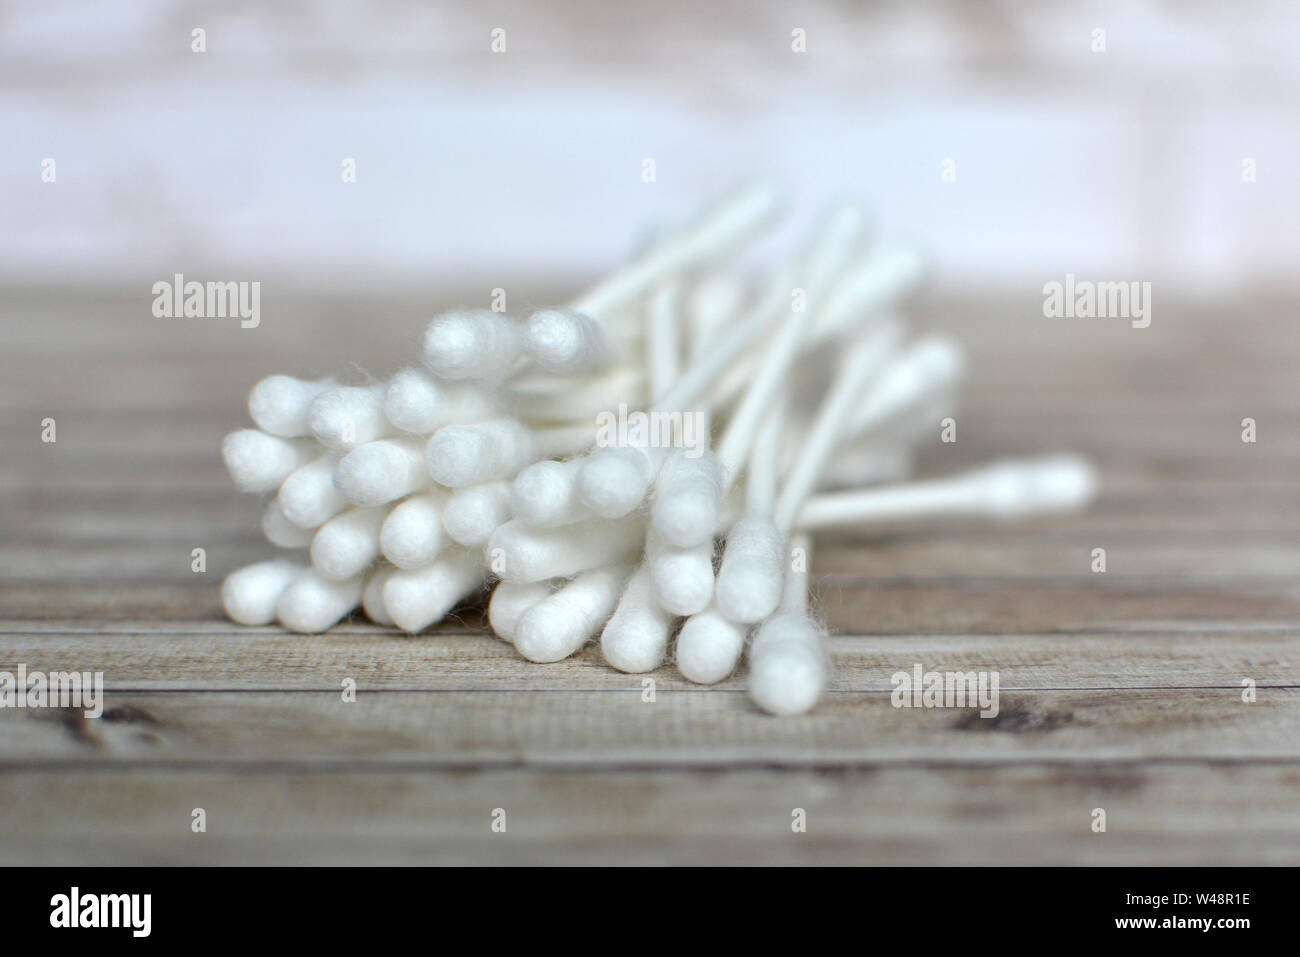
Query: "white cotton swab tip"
362 566 396 625
488 581 554 644
384 368 496 434
278 454 346 529
425 418 534 488
248 375 334 437
335 438 429 507
382 549 483 633
577 446 657 519
509 459 590 527
261 498 314 548
309 506 387 581
651 450 722 548
522 309 608 374
675 606 747 685
974 455 1098 518
221 429 315 494
422 310 522 381
513 564 630 663
600 565 674 674
748 612 827 716
221 560 303 626
379 492 446 569
647 531 714 617
441 482 512 547
275 569 363 633
714 516 785 624
307 384 390 451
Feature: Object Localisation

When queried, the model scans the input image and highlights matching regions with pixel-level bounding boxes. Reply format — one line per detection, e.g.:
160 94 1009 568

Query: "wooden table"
2 286 1298 865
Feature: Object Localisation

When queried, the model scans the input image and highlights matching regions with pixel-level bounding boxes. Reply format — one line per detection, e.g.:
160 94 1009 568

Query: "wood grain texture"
1 291 1298 865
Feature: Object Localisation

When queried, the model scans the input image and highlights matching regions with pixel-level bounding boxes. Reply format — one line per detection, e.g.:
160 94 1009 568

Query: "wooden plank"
0 630 1294 692
2 765 1298 865
1 689 1294 767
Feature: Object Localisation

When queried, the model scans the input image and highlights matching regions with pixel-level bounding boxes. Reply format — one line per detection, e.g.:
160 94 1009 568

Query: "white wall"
3 0 1297 291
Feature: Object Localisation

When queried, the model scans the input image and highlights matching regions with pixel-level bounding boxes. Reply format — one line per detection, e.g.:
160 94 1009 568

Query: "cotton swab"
513 563 632 663
221 430 316 493
362 565 397 625
509 458 592 527
600 564 675 674
309 506 387 581
522 309 611 375
646 528 714 616
278 454 346 528
248 375 335 437
222 559 303 625
379 491 447 569
488 518 644 583
422 310 522 381
383 368 497 433
261 498 314 549
276 568 364 633
308 384 392 451
425 417 536 487
567 182 783 319
335 437 430 506
382 548 483 633
674 606 747 685
841 335 964 441
488 580 554 644
713 397 786 625
748 533 826 716
771 324 904 534
441 481 512 547
797 456 1097 530
650 449 723 549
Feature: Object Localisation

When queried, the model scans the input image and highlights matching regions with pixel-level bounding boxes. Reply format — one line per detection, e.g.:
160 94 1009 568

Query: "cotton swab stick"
714 394 786 624
842 335 964 441
811 246 927 343
221 430 316 493
276 568 364 633
384 368 497 433
600 564 675 673
513 563 632 663
748 533 826 716
646 527 714 616
772 324 904 534
488 518 644 583
568 182 783 319
647 282 682 402
248 375 335 437
425 417 536 487
441 481 512 547
362 565 396 625
278 454 346 528
379 491 447 569
309 506 387 581
335 437 430 506
509 458 593 527
222 560 303 625
797 456 1097 530
522 309 611 375
488 580 555 644
261 498 314 549
382 548 483 633
308 384 392 451
422 310 523 381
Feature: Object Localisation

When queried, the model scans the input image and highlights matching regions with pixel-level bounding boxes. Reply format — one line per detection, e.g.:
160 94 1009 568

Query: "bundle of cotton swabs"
220 185 1095 715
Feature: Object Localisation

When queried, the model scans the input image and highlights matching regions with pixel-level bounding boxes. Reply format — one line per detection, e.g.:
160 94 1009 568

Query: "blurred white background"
2 0 1296 293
